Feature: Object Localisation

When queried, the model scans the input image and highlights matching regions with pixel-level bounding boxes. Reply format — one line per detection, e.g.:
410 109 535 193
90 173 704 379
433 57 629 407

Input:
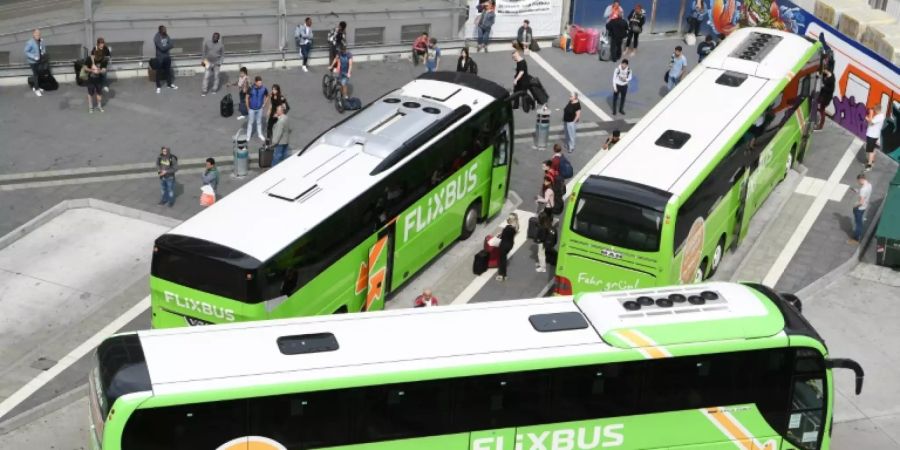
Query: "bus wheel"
334 306 348 314
710 237 725 276
460 201 481 240
694 259 708 283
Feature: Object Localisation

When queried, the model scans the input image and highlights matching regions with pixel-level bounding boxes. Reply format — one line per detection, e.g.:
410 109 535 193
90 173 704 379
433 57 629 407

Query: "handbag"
529 40 540 52
664 70 669 83
631 23 642 33
79 65 89 82
200 185 216 206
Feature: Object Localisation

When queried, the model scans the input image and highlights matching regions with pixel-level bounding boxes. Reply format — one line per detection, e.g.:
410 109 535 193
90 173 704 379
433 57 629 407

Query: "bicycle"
322 72 339 100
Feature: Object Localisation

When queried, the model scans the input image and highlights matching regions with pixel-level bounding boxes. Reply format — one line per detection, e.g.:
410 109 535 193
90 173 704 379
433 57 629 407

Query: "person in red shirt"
412 32 429 66
542 160 559 184
550 143 563 172
414 289 439 307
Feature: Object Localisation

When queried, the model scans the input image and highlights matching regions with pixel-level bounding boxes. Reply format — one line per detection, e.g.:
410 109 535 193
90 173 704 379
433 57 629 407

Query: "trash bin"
233 129 250 177
534 105 551 150
875 167 900 267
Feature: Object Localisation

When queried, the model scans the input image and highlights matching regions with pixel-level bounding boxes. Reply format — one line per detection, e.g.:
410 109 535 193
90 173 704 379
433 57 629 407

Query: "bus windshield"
571 192 663 252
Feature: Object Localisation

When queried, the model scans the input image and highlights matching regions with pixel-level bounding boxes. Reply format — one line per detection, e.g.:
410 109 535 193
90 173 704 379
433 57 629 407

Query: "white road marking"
795 175 849 202
762 139 861 287
528 52 614 122
0 296 150 420
451 209 537 305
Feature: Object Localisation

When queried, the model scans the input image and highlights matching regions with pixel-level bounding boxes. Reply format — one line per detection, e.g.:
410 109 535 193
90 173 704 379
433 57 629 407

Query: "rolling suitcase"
220 93 234 117
258 146 274 169
29 74 58 91
587 28 600 54
527 216 540 241
473 250 490 275
573 29 590 54
483 235 500 268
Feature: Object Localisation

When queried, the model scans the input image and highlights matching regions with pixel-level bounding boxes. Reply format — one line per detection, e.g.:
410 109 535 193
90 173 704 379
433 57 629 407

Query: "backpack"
558 154 574 179
551 177 566 215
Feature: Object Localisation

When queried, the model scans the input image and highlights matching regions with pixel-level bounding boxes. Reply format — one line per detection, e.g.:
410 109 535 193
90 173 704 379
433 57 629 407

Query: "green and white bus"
150 72 513 328
554 28 823 295
89 281 863 450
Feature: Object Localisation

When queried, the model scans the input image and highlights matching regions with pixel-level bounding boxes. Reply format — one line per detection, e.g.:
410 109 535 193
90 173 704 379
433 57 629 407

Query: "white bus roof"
165 76 499 262
589 28 815 197
135 282 786 396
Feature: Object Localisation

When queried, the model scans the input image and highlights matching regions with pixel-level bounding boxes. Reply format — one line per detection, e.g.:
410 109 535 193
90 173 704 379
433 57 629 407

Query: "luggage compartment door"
488 124 511 218
364 225 394 312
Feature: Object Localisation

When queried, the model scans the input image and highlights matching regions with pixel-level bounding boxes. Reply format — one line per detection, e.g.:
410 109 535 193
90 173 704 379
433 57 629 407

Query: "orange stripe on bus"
617 330 669 359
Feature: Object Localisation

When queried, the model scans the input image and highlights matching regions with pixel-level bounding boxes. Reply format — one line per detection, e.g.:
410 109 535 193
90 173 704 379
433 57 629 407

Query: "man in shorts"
330 45 353 99
864 104 884 172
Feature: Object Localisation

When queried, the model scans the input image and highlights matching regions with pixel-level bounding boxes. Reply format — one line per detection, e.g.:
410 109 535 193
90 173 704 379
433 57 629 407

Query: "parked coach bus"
150 72 513 328
555 28 823 295
89 282 862 450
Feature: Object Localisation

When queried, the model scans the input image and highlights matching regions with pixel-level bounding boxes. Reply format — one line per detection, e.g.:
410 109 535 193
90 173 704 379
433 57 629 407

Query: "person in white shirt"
864 104 884 171
849 173 872 244
294 17 313 72
612 59 632 116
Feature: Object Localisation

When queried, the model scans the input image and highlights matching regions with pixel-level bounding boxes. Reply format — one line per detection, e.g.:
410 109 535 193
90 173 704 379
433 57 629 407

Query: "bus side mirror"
826 358 865 395
779 292 802 313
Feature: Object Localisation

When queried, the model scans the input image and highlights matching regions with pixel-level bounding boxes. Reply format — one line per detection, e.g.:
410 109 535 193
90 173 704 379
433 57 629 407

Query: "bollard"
233 130 250 177
534 104 551 150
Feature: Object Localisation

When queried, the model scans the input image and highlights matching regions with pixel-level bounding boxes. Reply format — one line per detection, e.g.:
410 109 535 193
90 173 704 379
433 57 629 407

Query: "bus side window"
493 127 509 166
249 388 353 449
786 349 826 450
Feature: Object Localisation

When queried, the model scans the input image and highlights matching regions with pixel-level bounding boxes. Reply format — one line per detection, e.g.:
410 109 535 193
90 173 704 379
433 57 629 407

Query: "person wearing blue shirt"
667 46 688 91
330 46 353 99
686 2 707 36
245 76 270 143
425 38 441 73
23 28 47 97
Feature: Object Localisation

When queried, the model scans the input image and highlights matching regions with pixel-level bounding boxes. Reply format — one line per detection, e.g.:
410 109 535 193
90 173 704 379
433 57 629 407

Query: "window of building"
224 34 263 53
355 27 384 46
106 41 143 59
401 24 430 43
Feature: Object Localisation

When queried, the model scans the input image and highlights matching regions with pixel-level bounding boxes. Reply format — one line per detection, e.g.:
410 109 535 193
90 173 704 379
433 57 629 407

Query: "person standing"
266 84 290 140
667 46 688 91
200 32 224 96
606 15 628 62
424 38 441 73
624 4 646 55
686 2 706 37
563 92 581 153
24 28 47 97
456 47 477 74
612 59 631 116
85 55 104 113
697 34 716 63
849 173 872 244
245 76 269 143
201 157 219 195
295 17 313 72
864 104 884 172
476 2 496 53
233 66 250 120
814 67 835 131
91 37 111 92
534 211 557 273
412 32 429 66
156 146 178 207
328 21 347 64
517 20 533 50
604 0 624 22
413 289 439 307
496 213 519 281
535 176 556 215
270 104 292 166
153 25 178 93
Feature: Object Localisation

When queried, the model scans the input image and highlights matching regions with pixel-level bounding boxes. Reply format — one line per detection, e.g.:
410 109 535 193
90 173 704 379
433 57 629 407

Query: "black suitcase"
221 93 234 117
527 216 539 241
473 250 490 275
29 74 58 91
528 77 549 105
258 146 274 168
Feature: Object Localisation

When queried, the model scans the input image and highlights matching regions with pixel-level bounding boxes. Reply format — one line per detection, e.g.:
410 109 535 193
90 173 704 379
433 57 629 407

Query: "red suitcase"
483 235 500 268
572 29 590 54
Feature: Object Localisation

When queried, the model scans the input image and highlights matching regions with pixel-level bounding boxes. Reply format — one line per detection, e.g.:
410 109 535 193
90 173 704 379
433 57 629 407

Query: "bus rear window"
571 193 663 252
152 242 258 303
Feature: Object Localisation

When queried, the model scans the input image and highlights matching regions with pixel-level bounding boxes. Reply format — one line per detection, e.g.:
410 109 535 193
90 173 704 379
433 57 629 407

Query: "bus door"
487 124 511 218
731 166 750 247
364 223 395 312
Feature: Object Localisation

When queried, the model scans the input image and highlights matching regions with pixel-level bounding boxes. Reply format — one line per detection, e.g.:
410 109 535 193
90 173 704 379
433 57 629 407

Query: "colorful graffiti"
706 1 805 36
832 95 870 138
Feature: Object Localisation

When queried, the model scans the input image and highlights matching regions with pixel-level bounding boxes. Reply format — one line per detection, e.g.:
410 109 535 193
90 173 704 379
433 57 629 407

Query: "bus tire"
334 306 348 314
694 258 708 283
460 201 481 240
709 236 725 276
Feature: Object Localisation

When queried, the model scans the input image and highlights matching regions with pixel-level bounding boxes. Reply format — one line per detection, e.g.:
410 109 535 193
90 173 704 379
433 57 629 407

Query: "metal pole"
677 0 687 35
278 0 287 52
649 0 658 34
83 0 94 50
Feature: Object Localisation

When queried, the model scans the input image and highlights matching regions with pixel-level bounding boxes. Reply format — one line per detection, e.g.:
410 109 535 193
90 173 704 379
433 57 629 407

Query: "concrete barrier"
837 7 896 40
874 33 900 65
860 22 900 49
813 0 870 27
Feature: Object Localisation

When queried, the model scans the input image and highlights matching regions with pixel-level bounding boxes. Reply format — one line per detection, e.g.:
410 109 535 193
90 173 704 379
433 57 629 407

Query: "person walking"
624 4 646 55
563 92 581 153
245 76 269 143
156 146 178 207
457 47 477 74
295 17 313 72
697 34 716 63
849 173 872 244
200 32 224 96
517 20 533 51
424 37 441 73
667 46 688 91
233 66 250 120
814 67 835 131
84 55 104 113
475 2 496 53
412 32 429 66
413 289 439 307
153 25 177 93
270 104 292 166
864 104 884 171
91 37 111 92
606 15 628 62
534 211 558 273
612 59 631 116
201 157 220 195
328 21 347 64
266 84 290 140
24 28 47 97
496 213 519 281
512 49 529 108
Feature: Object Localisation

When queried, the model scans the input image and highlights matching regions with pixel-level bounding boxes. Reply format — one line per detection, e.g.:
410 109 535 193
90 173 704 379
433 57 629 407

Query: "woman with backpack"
535 176 555 216
457 47 478 74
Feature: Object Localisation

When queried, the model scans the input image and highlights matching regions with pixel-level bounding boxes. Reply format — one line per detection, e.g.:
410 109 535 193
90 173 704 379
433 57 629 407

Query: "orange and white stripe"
701 407 778 450
612 329 672 359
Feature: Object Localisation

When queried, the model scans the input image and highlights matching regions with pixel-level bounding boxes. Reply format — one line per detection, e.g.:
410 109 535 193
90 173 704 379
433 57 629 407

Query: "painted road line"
0 296 150 420
528 52 614 122
762 139 860 287
451 209 537 305
795 175 849 202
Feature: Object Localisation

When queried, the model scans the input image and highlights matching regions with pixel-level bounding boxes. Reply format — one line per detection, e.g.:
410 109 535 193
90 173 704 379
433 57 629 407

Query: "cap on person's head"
612 129 621 137
206 157 216 165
